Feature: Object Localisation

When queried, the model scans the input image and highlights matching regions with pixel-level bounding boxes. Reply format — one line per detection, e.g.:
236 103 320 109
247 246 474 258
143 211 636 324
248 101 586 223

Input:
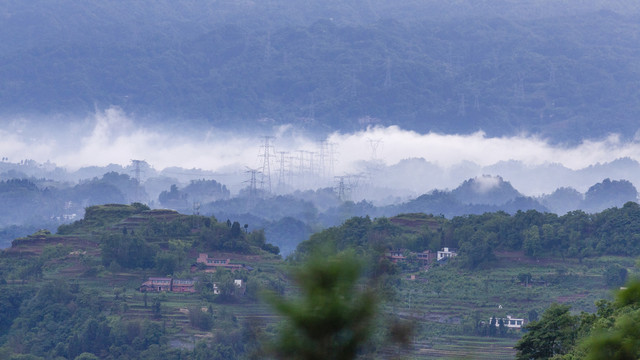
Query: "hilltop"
0 203 284 359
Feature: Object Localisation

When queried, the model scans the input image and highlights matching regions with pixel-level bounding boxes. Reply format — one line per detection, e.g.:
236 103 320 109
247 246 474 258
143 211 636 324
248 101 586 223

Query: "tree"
518 273 532 286
230 221 242 238
515 303 578 359
499 318 507 337
523 225 542 257
577 281 640 360
489 316 497 337
152 298 162 319
604 265 628 288
188 306 213 331
155 252 179 275
265 250 379 359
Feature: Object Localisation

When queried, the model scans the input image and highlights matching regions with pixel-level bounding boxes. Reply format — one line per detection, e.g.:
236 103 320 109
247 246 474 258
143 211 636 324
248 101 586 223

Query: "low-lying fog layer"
2 107 640 198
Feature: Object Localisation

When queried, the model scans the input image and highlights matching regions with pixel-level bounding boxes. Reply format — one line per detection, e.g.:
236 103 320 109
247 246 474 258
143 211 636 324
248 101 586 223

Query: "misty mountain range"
3 0 640 254
1 0 640 141
0 158 638 254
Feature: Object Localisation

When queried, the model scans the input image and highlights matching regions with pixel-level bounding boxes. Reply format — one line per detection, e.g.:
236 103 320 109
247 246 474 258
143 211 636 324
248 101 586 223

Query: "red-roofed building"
140 277 172 292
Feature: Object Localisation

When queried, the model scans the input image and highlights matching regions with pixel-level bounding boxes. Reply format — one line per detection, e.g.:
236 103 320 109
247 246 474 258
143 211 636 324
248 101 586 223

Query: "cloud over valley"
3 108 640 198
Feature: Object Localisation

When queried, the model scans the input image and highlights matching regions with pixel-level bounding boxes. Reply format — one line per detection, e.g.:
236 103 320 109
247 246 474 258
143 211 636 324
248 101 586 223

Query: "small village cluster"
140 249 460 293
385 247 458 267
138 249 525 329
139 253 245 293
385 248 525 329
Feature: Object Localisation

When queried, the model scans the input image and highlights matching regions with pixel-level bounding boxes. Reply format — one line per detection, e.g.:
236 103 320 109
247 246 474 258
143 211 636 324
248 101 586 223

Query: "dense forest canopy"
1 1 639 141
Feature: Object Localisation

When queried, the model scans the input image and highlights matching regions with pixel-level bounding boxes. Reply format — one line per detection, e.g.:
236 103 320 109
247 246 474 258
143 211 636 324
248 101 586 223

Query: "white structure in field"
437 247 457 261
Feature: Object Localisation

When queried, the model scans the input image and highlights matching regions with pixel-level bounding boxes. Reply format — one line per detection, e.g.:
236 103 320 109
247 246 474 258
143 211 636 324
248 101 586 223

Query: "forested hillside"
1 1 640 140
0 203 283 359
2 201 640 358
295 202 640 268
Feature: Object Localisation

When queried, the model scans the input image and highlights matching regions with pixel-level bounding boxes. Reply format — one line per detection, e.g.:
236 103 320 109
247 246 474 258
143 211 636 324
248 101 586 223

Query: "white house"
490 315 525 329
213 279 243 295
437 247 457 261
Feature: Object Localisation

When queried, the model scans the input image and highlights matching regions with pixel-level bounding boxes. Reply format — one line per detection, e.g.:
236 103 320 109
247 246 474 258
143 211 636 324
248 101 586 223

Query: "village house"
172 279 196 293
139 277 196 293
490 315 525 329
140 277 172 292
385 249 406 263
385 249 437 265
416 250 436 263
437 247 457 261
196 253 244 271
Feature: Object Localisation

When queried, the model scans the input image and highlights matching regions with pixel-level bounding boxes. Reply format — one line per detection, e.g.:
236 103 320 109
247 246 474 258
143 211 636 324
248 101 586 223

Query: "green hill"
1 204 639 359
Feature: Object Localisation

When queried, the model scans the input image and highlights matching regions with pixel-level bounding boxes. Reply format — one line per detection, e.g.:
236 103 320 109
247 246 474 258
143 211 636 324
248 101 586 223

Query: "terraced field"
29 241 629 359
412 336 517 359
5 206 636 359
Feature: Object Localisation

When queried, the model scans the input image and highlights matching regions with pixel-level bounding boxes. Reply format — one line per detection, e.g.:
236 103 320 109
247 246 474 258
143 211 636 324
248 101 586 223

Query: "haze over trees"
1 1 640 142
0 159 638 257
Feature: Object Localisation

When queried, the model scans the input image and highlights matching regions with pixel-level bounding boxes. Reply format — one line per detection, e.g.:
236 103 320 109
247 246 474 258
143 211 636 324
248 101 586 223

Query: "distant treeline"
0 174 229 228
294 202 640 269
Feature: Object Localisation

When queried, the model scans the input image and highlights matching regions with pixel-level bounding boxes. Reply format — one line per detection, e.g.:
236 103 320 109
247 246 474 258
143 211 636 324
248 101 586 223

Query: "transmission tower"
259 136 275 194
277 151 288 191
244 167 261 199
130 159 145 203
306 151 316 176
297 150 306 188
287 154 296 189
317 140 328 179
328 142 338 179
348 173 366 200
192 201 201 229
367 138 382 161
334 175 351 202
